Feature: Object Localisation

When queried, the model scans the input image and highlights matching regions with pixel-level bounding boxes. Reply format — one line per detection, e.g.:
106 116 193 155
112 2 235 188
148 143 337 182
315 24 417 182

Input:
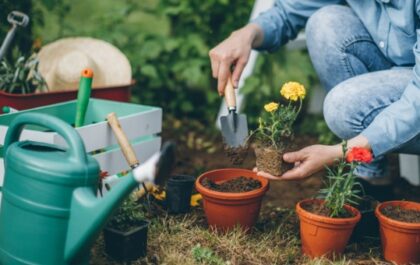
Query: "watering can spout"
64 153 161 263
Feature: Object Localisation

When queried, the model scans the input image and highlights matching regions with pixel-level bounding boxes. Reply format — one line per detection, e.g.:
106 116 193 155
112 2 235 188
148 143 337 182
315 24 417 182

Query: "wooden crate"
0 99 162 184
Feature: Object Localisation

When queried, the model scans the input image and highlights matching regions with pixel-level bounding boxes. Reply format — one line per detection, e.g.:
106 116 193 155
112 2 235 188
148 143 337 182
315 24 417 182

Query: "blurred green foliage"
4 0 319 128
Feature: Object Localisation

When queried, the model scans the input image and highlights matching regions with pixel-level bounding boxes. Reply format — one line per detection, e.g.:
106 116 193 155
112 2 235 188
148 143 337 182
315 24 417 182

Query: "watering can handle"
3 113 87 163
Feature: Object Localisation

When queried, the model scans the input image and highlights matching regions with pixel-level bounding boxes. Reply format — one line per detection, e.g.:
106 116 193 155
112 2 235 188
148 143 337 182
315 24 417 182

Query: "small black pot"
103 220 149 262
351 196 379 241
166 175 195 214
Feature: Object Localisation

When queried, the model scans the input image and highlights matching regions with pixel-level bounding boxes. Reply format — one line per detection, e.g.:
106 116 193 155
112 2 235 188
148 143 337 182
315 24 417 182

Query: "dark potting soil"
224 144 249 165
301 201 354 218
380 205 420 223
201 176 262 193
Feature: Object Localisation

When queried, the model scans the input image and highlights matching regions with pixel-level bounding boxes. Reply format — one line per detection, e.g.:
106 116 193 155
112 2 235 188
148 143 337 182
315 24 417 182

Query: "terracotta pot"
195 168 269 232
254 147 292 176
375 201 420 265
296 199 361 258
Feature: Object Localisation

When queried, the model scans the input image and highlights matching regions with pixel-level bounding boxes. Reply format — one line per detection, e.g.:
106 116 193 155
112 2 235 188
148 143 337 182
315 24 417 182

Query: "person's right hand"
209 23 263 95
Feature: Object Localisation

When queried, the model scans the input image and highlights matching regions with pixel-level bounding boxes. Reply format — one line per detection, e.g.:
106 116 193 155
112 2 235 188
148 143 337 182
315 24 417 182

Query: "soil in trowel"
224 144 248 165
381 205 420 223
301 201 355 218
202 176 261 193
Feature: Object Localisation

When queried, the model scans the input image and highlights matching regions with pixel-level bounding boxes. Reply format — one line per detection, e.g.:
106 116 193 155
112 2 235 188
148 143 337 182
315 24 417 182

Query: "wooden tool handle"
107 112 139 167
224 78 236 110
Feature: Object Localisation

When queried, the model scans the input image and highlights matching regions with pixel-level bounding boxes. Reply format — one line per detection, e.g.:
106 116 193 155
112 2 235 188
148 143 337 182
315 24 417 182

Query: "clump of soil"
301 201 355 218
255 147 293 176
201 176 261 193
381 205 420 223
224 144 249 165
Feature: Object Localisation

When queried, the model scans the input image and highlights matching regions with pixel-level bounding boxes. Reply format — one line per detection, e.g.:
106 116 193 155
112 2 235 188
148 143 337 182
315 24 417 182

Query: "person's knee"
323 82 360 140
306 5 353 52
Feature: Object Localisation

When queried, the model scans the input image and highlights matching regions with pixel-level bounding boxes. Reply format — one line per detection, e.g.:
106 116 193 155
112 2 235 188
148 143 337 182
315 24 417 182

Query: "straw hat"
38 37 132 91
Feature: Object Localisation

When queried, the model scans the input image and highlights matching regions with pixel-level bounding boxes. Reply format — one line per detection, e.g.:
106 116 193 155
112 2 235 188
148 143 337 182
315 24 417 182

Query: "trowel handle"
224 78 236 111
107 112 139 167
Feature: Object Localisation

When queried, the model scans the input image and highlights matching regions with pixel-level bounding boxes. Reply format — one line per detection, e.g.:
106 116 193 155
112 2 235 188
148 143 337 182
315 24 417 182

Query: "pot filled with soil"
375 200 420 265
103 197 148 262
296 143 371 258
251 82 306 176
165 175 196 214
195 168 269 231
296 199 361 258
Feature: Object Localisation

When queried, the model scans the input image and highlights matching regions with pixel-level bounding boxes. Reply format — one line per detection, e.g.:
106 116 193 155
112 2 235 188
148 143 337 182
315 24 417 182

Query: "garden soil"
201 176 261 192
301 201 354 218
381 205 420 223
91 117 420 264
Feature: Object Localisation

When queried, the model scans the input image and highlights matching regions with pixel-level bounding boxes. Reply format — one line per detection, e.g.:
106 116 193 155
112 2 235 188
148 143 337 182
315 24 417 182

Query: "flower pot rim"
0 79 135 97
105 219 149 236
195 168 269 200
296 198 361 225
168 174 196 184
375 200 420 230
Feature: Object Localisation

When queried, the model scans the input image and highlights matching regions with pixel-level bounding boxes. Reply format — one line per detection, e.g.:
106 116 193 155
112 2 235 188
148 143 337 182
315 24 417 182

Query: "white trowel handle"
224 78 236 111
107 112 139 168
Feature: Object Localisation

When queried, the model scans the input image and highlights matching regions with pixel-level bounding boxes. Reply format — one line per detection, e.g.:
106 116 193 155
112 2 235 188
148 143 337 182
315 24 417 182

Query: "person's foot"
355 177 395 202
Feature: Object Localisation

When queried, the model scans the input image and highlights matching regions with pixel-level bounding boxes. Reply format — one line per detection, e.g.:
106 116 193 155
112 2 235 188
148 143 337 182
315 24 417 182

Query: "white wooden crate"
0 99 162 183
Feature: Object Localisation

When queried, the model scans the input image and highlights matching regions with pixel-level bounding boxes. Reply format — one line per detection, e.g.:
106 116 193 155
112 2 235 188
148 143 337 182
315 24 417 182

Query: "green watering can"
0 113 175 264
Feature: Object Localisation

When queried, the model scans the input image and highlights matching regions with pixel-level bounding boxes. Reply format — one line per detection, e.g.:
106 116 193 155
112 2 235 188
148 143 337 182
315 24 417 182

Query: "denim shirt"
252 0 420 156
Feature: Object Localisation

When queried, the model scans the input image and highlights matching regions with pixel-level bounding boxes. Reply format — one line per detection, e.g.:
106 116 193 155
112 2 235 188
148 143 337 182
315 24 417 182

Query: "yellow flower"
264 102 279 112
280 82 306 101
151 187 166 201
190 193 202 207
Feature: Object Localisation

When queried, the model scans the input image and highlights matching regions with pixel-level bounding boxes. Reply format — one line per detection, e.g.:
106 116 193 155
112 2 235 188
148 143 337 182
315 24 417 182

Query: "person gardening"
209 1 420 198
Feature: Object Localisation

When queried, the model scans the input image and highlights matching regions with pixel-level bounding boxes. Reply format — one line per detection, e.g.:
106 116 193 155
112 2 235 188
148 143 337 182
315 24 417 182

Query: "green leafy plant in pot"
0 54 48 94
103 194 149 263
251 81 306 176
296 142 372 258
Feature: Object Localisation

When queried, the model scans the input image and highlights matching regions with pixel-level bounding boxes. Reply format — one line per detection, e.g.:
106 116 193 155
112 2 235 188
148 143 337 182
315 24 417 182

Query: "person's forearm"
329 134 371 161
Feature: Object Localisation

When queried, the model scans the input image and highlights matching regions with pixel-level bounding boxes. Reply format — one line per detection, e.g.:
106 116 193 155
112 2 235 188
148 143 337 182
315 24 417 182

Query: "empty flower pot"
195 168 269 232
166 175 195 214
375 201 420 265
103 220 149 262
296 199 361 258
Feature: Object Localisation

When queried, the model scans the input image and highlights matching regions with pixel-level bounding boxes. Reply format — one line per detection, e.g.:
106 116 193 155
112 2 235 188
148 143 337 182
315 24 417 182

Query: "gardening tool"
0 112 175 264
107 112 175 198
75 68 93 127
220 77 248 148
0 11 29 61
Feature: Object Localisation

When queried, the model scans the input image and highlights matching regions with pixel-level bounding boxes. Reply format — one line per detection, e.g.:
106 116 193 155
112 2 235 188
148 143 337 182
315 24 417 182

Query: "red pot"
375 201 420 265
296 199 361 258
0 81 133 114
195 168 269 232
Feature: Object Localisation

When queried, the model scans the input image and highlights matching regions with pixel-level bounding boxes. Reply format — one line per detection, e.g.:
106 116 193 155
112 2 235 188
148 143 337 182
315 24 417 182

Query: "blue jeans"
305 5 419 180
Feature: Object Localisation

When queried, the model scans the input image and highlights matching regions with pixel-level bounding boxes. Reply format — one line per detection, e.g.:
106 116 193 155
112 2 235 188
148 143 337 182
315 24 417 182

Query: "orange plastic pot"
296 199 361 258
375 201 420 265
195 168 269 232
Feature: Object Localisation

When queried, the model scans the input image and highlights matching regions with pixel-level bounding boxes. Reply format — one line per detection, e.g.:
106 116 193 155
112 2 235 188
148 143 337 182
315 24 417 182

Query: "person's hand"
209 23 263 95
255 144 342 180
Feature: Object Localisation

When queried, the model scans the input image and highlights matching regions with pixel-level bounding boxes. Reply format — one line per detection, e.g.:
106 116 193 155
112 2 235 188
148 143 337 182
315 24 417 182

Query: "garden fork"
0 11 30 61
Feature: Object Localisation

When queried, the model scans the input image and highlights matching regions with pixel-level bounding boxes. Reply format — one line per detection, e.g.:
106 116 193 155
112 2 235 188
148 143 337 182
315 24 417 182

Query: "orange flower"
346 147 373 164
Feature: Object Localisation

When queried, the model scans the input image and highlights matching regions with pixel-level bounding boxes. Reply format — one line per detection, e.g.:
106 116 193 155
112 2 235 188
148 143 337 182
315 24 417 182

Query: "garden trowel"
220 78 248 148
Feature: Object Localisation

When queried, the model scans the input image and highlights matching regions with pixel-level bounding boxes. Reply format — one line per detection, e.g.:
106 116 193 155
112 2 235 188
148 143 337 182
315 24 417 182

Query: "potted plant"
296 143 372 258
252 81 306 176
195 168 269 232
103 195 149 263
165 174 196 214
375 200 420 264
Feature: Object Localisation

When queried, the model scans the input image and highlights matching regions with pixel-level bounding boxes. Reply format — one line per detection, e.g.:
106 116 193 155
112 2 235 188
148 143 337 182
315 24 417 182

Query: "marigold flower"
346 147 373 164
264 102 279 112
280 82 306 101
190 193 202 207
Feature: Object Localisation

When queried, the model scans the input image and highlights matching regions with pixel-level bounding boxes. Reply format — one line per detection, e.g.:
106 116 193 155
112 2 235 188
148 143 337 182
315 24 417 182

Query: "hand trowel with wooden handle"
220 77 248 148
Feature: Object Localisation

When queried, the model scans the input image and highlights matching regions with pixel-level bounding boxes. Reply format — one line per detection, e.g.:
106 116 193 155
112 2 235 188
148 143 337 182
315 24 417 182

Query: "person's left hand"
254 144 342 181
